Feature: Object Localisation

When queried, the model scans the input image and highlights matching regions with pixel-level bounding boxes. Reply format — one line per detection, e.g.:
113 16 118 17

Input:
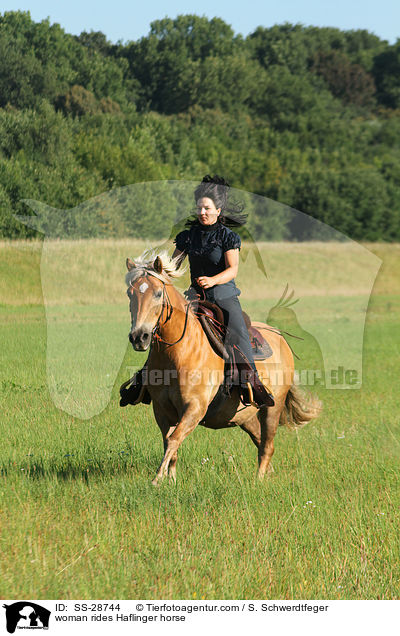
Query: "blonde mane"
125 249 187 287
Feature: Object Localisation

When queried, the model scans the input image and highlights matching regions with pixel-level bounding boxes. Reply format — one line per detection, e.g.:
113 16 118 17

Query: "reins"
152 282 226 349
152 282 193 347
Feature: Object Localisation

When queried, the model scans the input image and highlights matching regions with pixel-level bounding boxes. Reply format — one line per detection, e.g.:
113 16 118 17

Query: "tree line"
1 11 400 240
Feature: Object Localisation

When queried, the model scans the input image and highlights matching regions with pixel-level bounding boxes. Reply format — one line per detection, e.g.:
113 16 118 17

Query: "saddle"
193 299 273 361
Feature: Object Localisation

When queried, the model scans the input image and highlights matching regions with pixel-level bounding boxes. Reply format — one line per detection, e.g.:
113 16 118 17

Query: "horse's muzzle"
129 329 151 351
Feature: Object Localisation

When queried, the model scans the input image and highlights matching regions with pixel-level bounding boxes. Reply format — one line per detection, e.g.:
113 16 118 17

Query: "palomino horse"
125 250 321 485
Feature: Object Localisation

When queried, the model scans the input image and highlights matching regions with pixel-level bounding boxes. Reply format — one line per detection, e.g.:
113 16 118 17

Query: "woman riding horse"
121 175 274 408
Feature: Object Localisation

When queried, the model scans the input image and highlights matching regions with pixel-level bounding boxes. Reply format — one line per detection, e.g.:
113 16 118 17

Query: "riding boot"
238 365 275 408
119 367 152 407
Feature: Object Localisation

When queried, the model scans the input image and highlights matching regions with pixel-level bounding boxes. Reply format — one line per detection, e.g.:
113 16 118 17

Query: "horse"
125 250 321 485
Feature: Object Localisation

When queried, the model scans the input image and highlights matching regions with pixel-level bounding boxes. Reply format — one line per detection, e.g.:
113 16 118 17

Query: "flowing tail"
280 384 322 429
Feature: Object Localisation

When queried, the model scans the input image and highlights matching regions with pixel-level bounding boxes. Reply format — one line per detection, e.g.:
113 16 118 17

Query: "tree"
0 32 58 108
121 15 240 113
279 167 391 240
311 50 376 107
76 30 112 55
247 23 311 75
55 85 99 116
373 41 400 109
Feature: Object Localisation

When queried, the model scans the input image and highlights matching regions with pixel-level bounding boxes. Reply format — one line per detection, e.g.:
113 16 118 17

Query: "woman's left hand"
197 276 214 289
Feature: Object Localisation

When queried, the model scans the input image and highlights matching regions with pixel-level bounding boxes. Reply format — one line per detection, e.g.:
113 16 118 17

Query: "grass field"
0 240 399 600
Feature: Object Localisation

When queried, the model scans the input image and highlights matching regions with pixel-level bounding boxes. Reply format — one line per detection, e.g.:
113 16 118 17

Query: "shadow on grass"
0 446 162 482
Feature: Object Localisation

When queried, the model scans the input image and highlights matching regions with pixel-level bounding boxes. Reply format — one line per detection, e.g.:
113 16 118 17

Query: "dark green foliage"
373 42 400 108
0 10 400 241
120 15 242 113
247 23 386 73
279 167 392 241
0 10 132 107
76 30 113 55
0 30 58 108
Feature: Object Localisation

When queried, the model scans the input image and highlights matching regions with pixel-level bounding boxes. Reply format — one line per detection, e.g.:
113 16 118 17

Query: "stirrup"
240 382 258 408
240 381 275 409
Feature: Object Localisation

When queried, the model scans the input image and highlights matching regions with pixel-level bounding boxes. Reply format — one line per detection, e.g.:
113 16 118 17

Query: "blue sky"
2 0 399 44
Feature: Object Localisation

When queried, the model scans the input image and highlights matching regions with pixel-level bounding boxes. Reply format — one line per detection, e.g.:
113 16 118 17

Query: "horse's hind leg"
257 403 282 479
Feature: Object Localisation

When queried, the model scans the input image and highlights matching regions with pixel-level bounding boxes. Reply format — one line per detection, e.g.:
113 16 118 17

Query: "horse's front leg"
166 428 178 483
152 401 177 482
152 399 205 486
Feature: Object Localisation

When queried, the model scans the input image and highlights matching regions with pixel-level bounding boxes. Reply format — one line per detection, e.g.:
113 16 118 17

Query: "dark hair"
190 174 247 227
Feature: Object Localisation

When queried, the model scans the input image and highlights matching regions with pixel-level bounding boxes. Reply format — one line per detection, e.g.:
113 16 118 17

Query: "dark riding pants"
211 294 257 371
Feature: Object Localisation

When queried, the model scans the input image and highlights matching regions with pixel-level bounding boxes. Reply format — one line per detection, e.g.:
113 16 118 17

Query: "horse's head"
126 256 165 351
125 250 186 351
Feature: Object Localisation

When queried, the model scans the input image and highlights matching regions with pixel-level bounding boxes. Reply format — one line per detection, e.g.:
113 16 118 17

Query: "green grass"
0 240 399 599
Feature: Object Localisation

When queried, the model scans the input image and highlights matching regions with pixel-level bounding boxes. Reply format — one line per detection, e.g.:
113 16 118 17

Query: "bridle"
128 271 192 348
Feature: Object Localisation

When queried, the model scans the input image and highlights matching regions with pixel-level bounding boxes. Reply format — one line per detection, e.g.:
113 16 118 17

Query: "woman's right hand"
196 276 214 289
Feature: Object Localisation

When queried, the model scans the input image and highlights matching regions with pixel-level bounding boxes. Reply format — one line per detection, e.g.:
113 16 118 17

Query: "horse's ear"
154 256 163 274
126 258 136 271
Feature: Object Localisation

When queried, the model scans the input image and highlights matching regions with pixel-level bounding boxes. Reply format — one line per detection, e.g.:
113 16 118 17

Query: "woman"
120 175 274 409
172 175 274 408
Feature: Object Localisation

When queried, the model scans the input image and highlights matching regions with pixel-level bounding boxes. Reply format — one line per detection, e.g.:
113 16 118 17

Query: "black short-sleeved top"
174 221 241 301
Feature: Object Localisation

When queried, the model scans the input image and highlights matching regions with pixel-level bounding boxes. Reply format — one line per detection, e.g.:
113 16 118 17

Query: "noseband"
128 271 192 348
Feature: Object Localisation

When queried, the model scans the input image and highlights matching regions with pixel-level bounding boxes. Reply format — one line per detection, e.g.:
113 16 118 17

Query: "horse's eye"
154 290 162 298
